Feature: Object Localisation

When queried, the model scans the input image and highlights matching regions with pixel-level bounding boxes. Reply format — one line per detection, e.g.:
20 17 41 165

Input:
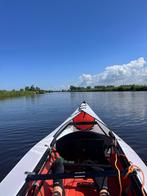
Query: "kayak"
0 101 147 196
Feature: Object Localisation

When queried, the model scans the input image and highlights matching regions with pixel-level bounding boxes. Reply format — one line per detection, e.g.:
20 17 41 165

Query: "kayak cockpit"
56 131 113 165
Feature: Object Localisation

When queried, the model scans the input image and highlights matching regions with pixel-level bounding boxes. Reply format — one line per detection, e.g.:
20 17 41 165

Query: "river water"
0 92 147 182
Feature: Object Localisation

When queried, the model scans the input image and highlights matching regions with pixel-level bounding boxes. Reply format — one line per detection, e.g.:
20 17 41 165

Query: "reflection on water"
0 92 147 181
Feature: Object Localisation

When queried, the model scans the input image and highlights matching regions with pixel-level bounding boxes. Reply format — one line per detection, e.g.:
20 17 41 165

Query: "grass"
0 86 50 99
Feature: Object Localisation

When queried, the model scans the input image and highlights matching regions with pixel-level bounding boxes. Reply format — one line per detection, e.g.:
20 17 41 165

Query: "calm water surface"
0 92 147 181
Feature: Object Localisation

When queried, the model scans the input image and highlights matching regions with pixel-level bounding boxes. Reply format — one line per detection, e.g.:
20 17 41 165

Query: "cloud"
79 57 147 86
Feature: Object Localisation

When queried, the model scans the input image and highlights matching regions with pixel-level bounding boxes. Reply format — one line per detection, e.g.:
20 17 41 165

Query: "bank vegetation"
0 85 51 99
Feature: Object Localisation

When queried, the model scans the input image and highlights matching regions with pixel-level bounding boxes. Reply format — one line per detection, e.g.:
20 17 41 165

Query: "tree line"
0 85 51 99
69 85 147 92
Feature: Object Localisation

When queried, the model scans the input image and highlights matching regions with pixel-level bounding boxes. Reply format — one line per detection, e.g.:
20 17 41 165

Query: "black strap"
69 121 97 125
26 170 135 182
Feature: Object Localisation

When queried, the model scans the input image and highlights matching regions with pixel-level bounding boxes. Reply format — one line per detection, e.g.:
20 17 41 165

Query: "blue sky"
0 0 147 89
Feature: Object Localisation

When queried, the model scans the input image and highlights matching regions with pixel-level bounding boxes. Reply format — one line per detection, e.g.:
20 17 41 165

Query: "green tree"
70 85 77 91
35 86 40 91
25 86 30 91
30 85 35 91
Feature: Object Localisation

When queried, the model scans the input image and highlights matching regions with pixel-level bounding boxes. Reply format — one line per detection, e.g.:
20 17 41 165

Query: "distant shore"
68 84 147 92
1 84 147 99
0 86 51 99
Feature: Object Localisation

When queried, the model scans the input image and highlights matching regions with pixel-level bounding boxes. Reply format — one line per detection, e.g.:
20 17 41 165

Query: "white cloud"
79 74 94 85
79 57 147 86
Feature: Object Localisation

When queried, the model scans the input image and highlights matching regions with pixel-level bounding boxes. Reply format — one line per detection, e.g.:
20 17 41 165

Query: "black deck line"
26 170 135 182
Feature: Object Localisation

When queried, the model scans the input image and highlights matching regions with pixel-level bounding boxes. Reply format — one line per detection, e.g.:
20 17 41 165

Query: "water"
0 92 147 182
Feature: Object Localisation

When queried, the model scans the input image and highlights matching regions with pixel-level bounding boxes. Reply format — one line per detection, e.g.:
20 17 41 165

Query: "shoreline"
0 91 50 100
1 84 147 99
0 86 51 99
68 84 147 92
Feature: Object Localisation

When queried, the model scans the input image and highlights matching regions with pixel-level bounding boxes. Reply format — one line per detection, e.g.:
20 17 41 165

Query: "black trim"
50 122 71 147
17 148 50 196
97 122 107 136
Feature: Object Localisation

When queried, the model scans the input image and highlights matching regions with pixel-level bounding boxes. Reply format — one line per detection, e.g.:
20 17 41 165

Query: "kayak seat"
56 131 113 165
